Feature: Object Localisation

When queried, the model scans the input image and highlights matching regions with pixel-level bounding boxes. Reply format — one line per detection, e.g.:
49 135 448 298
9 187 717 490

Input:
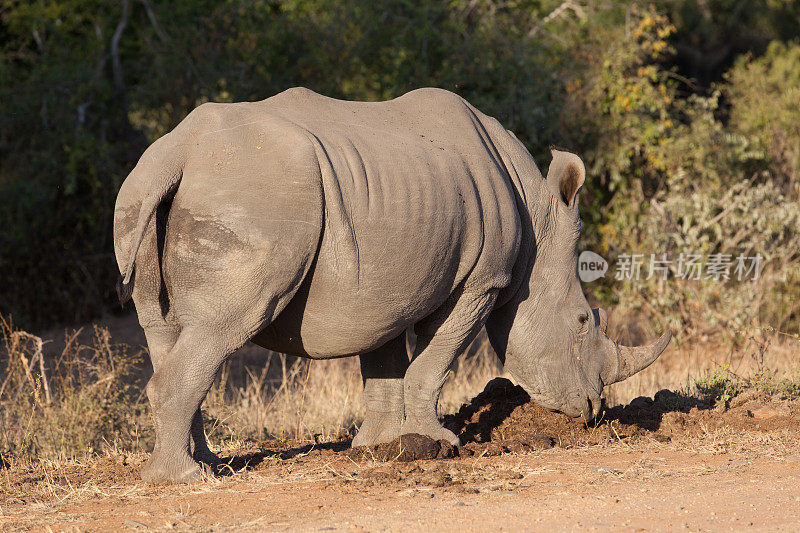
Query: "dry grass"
0 315 503 463
1 313 799 467
0 316 150 463
205 355 363 444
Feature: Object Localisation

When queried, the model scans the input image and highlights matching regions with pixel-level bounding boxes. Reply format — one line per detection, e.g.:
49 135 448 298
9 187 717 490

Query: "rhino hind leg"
352 335 409 447
401 289 498 446
143 325 219 470
141 324 245 484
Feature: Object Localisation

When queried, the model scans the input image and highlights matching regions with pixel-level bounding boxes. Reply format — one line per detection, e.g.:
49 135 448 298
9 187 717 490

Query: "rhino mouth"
506 367 604 420
506 370 601 420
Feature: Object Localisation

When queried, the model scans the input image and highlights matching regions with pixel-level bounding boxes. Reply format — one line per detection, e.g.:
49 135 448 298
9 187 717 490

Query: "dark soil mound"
447 377 800 456
344 433 457 461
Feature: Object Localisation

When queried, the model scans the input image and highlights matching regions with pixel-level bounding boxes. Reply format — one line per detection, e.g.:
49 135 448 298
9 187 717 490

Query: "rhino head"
486 148 671 419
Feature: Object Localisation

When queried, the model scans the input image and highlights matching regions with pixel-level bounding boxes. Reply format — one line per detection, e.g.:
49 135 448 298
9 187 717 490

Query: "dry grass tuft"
0 316 150 464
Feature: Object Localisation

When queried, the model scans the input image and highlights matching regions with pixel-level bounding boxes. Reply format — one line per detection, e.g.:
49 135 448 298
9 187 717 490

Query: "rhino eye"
578 312 589 326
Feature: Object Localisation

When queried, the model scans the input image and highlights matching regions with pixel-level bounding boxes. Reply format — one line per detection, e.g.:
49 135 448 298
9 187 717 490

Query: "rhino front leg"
352 334 409 447
401 290 497 445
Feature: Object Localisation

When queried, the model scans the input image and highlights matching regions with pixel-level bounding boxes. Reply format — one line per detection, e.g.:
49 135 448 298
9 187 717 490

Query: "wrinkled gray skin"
114 87 671 483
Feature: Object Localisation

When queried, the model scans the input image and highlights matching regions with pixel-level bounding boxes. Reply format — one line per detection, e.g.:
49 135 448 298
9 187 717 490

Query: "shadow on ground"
215 440 352 475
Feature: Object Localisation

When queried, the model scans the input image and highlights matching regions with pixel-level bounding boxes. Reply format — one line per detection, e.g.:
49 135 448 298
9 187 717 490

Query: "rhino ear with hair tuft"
545 148 586 207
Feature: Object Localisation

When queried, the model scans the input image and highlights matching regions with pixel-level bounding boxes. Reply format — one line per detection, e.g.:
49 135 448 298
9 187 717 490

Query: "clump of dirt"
345 433 457 461
445 378 583 455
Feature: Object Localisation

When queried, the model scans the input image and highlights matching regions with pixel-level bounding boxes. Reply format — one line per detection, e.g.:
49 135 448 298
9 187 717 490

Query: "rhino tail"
118 148 185 306
117 271 135 306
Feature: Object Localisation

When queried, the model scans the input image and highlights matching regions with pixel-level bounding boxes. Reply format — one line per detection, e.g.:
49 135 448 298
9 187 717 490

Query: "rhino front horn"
602 331 672 385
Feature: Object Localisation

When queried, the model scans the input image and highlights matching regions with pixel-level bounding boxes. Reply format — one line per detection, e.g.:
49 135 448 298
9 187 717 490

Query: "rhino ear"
545 148 586 207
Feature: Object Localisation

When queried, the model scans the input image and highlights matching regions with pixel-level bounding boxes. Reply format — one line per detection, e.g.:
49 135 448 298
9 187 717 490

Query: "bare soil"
3 379 800 531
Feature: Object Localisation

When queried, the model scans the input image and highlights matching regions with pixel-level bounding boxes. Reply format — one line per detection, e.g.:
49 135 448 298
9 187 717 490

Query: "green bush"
726 41 800 196
558 6 800 341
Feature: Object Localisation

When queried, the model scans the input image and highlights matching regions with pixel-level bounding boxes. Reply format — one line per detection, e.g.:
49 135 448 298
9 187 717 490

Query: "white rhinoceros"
114 87 671 483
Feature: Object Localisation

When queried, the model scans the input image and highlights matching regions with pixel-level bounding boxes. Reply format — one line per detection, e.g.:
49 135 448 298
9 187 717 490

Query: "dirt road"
3 446 800 531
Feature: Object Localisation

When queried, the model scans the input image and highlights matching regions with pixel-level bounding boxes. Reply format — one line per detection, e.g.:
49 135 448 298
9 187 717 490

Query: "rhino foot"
400 420 461 447
352 413 403 447
141 452 206 484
